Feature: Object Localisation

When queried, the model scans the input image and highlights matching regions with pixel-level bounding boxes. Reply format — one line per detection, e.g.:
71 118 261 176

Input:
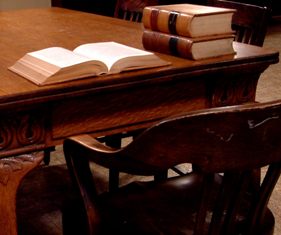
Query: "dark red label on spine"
150 9 159 31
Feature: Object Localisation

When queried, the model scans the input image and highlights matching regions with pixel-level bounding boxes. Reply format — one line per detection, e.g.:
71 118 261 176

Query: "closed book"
142 30 236 60
142 4 235 38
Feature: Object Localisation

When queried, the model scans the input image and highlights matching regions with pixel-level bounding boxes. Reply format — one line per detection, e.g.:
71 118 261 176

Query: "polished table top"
0 7 278 108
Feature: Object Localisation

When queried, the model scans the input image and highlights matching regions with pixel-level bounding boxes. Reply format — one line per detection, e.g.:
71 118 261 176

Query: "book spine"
142 7 193 37
142 30 194 59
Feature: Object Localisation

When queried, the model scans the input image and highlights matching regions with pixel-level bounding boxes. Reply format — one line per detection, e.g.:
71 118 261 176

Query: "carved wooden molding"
211 76 258 107
16 115 44 145
0 112 46 152
0 126 13 150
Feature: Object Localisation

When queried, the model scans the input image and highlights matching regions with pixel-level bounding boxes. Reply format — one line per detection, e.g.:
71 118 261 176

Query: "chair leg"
102 130 144 191
104 134 122 191
43 146 56 165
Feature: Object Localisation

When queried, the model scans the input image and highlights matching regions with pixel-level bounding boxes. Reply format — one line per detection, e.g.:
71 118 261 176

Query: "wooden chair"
62 99 281 235
114 0 158 22
208 0 271 46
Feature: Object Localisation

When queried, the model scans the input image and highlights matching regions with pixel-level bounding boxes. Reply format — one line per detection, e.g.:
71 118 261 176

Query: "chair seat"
97 173 273 235
99 173 204 235
63 172 274 235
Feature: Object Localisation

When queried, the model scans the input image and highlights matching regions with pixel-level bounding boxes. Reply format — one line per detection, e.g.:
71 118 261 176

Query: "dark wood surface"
0 7 279 235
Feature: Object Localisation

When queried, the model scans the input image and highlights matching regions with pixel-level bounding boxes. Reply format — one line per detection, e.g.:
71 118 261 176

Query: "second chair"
208 0 271 46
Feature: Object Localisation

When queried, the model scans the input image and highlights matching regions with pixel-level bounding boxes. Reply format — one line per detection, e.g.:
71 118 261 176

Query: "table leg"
0 153 43 235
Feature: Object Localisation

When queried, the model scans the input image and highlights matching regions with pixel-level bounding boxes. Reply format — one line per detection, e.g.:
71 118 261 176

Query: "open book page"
73 42 166 73
28 47 95 68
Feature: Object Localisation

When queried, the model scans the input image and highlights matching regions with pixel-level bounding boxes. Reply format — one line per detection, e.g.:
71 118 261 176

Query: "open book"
9 42 169 86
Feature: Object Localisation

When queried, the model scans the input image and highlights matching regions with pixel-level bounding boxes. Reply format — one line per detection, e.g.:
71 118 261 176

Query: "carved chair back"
114 0 158 22
208 0 270 46
63 99 281 235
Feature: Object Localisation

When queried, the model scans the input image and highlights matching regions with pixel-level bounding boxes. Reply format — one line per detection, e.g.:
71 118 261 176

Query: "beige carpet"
256 16 281 235
256 17 281 103
17 17 281 235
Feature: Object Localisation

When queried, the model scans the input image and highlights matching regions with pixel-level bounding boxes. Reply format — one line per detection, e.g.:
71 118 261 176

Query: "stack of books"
142 4 236 60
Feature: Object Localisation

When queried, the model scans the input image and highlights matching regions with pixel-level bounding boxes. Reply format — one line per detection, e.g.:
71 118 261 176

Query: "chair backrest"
208 0 270 46
114 0 158 22
119 100 281 173
64 100 281 234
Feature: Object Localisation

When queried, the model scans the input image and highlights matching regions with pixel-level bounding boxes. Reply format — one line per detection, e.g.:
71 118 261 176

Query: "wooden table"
0 7 279 235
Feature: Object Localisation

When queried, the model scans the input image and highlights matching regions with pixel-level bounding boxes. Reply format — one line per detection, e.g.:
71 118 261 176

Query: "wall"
59 0 116 16
0 0 51 10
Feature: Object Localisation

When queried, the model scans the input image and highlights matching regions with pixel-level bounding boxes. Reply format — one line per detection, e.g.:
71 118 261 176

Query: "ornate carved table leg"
0 153 43 235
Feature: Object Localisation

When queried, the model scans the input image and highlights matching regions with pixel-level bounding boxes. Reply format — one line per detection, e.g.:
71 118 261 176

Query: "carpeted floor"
17 16 281 235
256 16 281 235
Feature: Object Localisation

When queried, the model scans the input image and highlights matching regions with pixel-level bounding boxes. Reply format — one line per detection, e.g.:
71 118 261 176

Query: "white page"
73 42 153 70
28 47 91 68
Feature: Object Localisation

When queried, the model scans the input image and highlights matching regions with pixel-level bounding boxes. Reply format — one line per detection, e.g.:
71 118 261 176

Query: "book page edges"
9 54 107 86
191 38 235 60
190 13 234 37
109 54 170 74
9 53 64 85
